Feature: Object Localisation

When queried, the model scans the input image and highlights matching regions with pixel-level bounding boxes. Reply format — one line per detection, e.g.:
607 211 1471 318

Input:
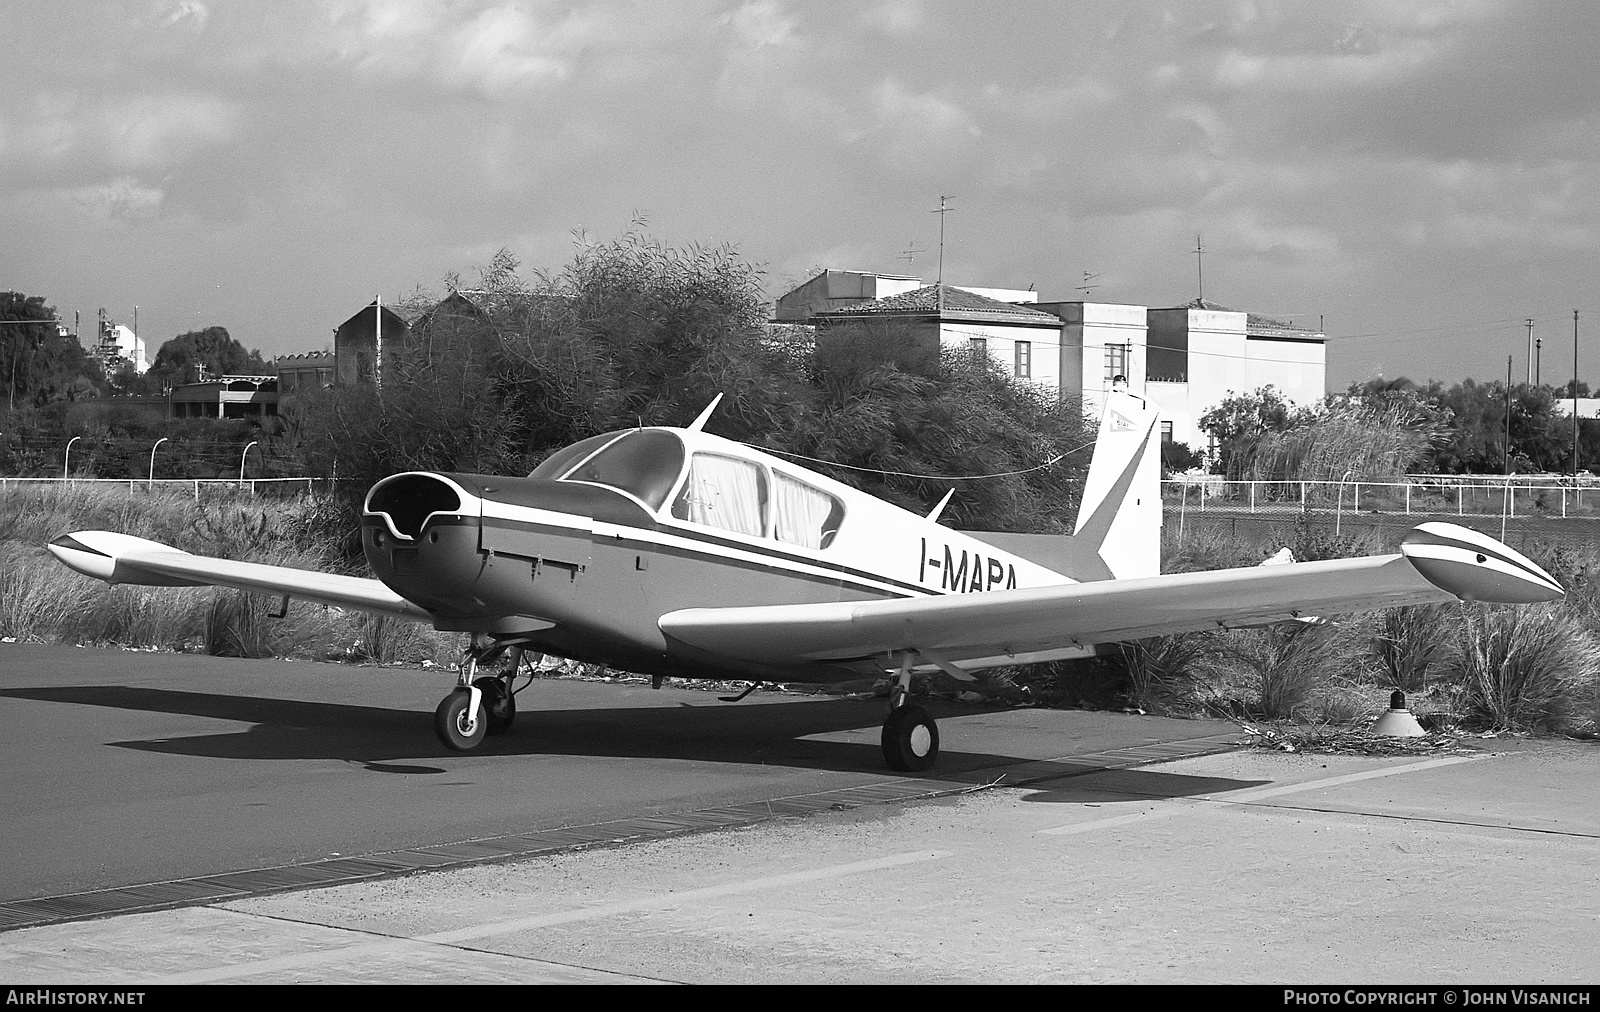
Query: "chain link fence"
1164 477 1600 553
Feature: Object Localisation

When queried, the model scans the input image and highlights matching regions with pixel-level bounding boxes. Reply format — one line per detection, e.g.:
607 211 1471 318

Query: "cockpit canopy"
532 429 845 549
530 429 685 510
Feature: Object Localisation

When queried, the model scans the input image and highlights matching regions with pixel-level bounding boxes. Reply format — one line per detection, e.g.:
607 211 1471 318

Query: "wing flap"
49 530 432 623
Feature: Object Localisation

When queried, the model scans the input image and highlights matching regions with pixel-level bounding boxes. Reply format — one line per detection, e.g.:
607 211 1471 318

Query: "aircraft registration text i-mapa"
48 392 1564 771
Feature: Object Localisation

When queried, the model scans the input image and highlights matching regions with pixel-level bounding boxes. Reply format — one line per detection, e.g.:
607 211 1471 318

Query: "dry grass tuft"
1454 603 1600 734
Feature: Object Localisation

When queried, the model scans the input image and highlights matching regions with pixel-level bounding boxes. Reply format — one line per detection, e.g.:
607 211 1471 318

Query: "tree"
1160 440 1203 476
285 234 1095 544
145 327 269 389
0 291 102 414
1198 386 1296 478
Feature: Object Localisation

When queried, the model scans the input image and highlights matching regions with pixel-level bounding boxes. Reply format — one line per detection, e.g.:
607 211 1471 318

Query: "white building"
814 284 1065 389
778 272 1327 458
93 320 148 375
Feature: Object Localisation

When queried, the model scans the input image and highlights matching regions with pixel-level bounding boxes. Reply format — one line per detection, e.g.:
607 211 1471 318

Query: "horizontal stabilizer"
961 530 1112 582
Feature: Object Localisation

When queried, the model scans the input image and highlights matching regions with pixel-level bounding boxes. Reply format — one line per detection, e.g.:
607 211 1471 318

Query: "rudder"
1073 391 1162 579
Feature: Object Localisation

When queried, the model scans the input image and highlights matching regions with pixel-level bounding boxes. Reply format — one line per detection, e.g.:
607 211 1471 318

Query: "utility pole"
1193 234 1205 304
1536 337 1543 386
1526 319 1534 384
1575 310 1582 476
931 196 954 288
1505 355 1513 475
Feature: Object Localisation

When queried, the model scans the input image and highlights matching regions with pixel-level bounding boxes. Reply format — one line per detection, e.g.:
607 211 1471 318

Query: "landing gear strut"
434 640 525 751
881 653 939 772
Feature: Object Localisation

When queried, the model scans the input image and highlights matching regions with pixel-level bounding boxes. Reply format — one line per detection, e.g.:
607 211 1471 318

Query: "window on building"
1161 421 1174 444
1014 341 1031 379
1104 343 1127 383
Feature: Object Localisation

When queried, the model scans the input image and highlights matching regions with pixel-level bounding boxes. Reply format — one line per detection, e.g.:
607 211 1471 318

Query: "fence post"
1563 487 1568 519
1354 482 1360 513
193 480 199 501
1249 482 1256 513
1405 483 1411 515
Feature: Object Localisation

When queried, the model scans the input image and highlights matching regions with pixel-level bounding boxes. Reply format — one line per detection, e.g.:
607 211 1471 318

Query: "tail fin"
1073 391 1162 579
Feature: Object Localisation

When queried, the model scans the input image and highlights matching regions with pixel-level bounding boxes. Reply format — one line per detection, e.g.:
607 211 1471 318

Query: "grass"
1457 604 1600 735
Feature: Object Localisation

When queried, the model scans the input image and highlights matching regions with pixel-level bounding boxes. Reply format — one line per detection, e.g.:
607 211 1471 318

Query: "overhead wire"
754 438 1095 481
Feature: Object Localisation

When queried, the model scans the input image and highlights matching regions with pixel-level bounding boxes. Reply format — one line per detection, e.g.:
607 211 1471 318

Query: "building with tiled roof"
273 350 335 396
816 284 1066 390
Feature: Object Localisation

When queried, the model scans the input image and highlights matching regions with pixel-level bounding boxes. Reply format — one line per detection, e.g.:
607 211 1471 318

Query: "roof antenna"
688 393 723 432
925 488 955 523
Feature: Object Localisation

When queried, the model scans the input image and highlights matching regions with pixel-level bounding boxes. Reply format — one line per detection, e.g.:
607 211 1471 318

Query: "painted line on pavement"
146 849 952 984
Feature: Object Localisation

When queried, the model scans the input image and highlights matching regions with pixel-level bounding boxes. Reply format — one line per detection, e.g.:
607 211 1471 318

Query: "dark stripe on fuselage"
477 512 937 599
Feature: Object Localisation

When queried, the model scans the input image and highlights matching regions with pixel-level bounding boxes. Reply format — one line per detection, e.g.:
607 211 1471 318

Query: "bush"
1455 604 1600 733
1120 634 1219 715
1371 604 1460 692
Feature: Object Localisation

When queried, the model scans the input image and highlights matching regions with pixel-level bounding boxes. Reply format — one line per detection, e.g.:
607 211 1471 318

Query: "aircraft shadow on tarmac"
2 684 1263 796
1016 770 1270 803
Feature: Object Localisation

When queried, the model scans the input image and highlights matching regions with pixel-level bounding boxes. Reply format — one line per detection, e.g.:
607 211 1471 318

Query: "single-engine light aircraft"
49 392 1563 771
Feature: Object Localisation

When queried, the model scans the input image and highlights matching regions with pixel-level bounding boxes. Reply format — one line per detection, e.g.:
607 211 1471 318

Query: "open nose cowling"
365 473 466 543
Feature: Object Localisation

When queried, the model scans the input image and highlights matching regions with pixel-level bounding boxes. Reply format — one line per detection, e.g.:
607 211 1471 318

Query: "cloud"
159 1 209 30
325 0 625 98
71 177 166 221
0 92 239 185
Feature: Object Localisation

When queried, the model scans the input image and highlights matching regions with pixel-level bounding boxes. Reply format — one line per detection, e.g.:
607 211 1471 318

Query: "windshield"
528 432 625 480
559 430 686 510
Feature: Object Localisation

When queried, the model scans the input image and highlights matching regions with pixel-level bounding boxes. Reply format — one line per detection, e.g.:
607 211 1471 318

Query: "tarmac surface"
3 643 1598 983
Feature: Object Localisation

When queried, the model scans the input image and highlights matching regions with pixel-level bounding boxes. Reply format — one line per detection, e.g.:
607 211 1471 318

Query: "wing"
48 531 432 623
660 523 1563 672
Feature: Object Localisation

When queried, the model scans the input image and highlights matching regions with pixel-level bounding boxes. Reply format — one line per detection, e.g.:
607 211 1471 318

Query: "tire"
881 704 939 772
435 688 488 751
473 676 516 736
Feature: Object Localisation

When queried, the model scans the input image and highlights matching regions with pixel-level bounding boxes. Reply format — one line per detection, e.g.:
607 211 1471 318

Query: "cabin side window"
671 453 768 537
772 472 845 550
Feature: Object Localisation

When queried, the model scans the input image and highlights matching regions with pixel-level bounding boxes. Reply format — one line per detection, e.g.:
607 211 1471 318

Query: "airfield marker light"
1372 690 1426 738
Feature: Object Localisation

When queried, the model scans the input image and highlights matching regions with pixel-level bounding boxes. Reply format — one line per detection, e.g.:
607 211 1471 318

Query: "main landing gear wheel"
435 688 487 752
473 676 516 735
881 704 939 772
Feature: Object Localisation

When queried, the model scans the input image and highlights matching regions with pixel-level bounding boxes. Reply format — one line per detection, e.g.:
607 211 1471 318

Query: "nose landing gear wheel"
473 676 515 735
435 688 487 751
881 704 939 771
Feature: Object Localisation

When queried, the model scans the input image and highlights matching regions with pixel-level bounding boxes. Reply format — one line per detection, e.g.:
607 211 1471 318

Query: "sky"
2 0 1596 392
